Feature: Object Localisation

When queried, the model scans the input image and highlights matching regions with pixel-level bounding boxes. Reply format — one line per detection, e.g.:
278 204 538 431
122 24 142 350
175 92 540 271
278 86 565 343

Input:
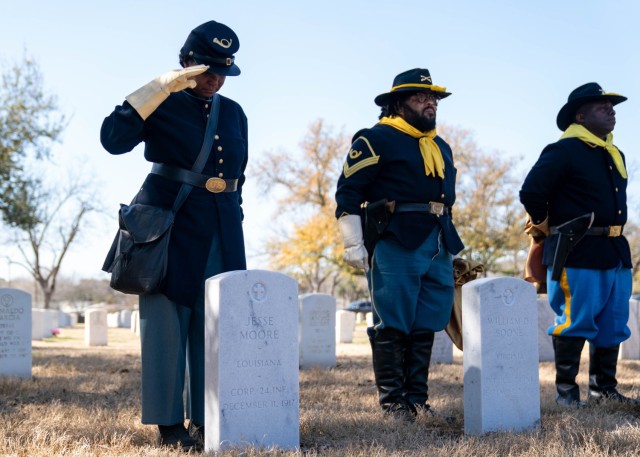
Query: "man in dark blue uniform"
335 68 464 422
520 82 635 407
101 21 248 450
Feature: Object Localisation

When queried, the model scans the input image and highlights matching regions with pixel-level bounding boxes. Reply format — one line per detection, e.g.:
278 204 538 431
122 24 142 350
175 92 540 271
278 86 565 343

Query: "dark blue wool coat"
335 124 464 255
101 90 248 307
520 137 631 269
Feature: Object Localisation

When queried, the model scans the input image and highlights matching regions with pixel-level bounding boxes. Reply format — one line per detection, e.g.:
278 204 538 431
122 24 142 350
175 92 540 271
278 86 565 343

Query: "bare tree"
6 175 99 308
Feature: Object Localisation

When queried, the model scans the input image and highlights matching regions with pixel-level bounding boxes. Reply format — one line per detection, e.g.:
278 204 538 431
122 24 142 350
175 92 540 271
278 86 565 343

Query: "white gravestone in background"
620 299 640 360
536 296 555 362
431 330 453 364
107 312 119 328
0 288 32 378
336 310 356 343
84 309 108 346
463 277 540 435
205 270 299 452
299 293 336 369
130 310 140 335
119 309 132 328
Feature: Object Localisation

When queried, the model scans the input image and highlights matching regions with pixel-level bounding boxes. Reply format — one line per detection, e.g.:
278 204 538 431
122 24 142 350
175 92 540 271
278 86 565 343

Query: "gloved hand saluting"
126 65 209 120
338 214 369 271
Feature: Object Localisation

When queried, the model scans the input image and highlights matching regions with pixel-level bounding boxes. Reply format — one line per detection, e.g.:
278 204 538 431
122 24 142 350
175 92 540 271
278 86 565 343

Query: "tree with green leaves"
1 54 99 308
0 54 66 228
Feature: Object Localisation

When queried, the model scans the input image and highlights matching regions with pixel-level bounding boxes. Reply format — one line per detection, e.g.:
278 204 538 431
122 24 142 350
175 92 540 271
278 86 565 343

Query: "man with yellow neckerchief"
520 82 636 407
335 68 464 422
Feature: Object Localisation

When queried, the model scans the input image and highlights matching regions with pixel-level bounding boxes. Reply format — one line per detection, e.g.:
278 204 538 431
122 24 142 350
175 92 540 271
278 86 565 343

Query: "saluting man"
520 83 636 407
335 68 464 422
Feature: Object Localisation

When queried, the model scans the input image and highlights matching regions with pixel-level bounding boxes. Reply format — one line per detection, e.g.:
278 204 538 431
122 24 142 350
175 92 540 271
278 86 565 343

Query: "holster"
363 199 392 257
550 212 594 281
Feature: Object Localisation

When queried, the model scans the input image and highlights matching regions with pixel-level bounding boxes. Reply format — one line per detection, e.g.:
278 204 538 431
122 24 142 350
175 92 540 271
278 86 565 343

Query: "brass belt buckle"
429 201 445 217
205 177 227 193
608 225 622 237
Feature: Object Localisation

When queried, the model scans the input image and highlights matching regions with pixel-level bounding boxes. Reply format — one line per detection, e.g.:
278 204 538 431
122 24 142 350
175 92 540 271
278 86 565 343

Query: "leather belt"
550 225 623 237
151 163 238 193
394 202 450 217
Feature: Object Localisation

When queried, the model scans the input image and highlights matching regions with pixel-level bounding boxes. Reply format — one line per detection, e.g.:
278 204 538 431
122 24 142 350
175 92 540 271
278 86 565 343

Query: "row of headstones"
2 275 640 451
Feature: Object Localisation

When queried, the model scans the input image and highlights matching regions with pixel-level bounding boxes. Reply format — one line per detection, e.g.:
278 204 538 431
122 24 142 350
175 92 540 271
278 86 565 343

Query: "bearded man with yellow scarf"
335 68 464 423
520 82 636 407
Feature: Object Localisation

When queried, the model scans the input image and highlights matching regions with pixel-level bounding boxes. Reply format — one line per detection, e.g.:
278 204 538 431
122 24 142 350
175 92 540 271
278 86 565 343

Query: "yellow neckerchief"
561 123 627 179
379 116 445 178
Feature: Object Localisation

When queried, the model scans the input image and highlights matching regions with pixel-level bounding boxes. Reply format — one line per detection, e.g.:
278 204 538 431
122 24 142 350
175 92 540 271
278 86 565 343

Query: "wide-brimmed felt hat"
374 68 451 107
180 20 241 76
556 82 627 130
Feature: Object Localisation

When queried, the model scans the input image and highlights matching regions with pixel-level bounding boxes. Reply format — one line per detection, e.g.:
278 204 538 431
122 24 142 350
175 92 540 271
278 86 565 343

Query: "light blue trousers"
367 228 454 335
547 264 632 346
138 227 223 425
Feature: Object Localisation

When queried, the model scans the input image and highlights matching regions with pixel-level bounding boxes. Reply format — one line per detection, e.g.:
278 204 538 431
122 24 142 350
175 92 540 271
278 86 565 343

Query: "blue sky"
1 0 639 280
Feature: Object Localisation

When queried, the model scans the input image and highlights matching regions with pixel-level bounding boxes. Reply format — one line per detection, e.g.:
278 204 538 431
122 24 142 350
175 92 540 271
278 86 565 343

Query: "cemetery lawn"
1 324 639 456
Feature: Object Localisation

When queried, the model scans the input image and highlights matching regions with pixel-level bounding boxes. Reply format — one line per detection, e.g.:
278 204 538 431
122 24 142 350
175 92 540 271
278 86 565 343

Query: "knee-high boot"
588 344 638 404
370 327 416 422
404 330 434 412
553 335 586 406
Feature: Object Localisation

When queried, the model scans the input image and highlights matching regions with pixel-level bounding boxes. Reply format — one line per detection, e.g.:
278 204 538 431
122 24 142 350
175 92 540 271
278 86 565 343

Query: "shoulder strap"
172 94 221 211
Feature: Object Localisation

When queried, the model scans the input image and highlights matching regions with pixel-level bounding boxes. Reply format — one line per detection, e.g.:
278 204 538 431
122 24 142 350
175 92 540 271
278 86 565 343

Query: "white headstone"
431 330 453 364
366 312 374 328
299 293 336 369
620 299 640 360
31 309 47 340
131 310 140 335
57 311 72 328
85 309 108 346
205 270 299 452
536 296 555 362
119 309 132 328
107 312 119 328
0 288 32 378
336 310 356 343
463 277 541 435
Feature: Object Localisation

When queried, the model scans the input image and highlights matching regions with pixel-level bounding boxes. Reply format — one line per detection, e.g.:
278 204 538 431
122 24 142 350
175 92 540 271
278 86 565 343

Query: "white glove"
125 65 209 120
338 215 369 271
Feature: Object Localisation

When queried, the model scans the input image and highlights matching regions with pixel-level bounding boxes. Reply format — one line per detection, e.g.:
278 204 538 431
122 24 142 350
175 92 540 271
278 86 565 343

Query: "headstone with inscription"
204 270 299 452
0 288 32 378
431 330 453 364
336 310 356 343
84 309 108 346
537 296 555 362
299 293 336 369
620 299 640 360
463 277 540 435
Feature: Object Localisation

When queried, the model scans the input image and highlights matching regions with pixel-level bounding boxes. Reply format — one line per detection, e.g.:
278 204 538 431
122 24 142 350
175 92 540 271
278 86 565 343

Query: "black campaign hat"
180 20 241 76
556 82 627 130
374 68 451 107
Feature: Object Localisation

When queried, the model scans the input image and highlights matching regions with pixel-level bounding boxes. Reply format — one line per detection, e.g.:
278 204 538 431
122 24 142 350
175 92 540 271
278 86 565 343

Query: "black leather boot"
404 330 434 412
588 344 639 405
371 327 416 423
157 423 201 451
188 420 204 448
553 335 586 407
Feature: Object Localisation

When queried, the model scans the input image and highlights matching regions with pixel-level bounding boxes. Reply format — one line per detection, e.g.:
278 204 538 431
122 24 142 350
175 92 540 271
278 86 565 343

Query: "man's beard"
401 104 436 132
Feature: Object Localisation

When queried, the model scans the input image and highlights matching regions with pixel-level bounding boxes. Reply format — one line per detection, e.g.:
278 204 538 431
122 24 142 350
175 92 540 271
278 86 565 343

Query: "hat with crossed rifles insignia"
374 68 451 107
180 20 241 76
556 82 627 130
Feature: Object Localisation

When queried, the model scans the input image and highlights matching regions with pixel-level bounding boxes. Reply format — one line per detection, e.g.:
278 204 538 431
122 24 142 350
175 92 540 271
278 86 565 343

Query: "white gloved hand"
125 65 209 120
338 214 369 271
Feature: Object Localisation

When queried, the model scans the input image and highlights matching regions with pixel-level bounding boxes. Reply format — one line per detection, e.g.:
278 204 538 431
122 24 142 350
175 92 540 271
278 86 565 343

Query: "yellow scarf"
561 123 627 179
379 116 445 178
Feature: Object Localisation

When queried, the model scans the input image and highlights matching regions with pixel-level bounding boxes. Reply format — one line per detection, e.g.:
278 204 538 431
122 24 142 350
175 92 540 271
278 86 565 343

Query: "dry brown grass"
1 324 640 456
